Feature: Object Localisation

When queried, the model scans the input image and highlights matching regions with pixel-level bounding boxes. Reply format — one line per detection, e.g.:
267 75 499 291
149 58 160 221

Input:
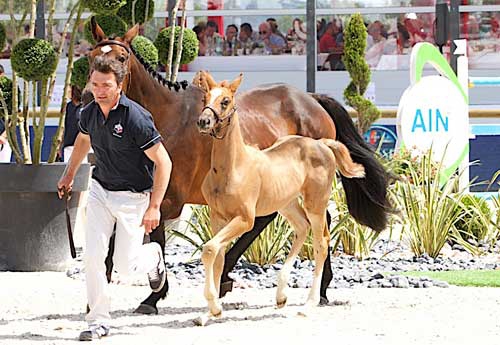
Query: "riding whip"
63 188 77 259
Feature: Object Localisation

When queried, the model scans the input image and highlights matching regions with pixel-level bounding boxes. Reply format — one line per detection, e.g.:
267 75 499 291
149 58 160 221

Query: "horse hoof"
219 280 234 298
319 296 329 306
193 315 209 327
276 297 287 309
134 303 158 315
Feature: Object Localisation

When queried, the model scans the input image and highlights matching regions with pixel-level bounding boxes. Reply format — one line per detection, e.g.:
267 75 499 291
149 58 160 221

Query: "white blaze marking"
101 45 112 54
208 88 224 106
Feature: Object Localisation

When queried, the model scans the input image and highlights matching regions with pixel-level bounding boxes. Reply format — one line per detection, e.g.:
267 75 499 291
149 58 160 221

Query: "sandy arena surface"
1 271 500 345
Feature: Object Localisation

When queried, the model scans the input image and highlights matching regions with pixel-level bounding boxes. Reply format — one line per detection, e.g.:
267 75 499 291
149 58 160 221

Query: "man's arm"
57 133 91 198
142 142 172 234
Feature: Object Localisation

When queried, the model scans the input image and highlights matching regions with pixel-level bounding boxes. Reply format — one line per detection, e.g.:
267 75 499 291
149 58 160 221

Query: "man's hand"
141 206 161 234
0 134 7 145
57 174 74 199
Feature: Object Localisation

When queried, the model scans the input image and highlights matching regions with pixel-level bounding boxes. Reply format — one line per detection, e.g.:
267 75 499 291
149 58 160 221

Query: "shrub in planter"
70 56 90 90
155 26 198 66
117 0 155 26
454 194 492 243
131 35 158 67
11 38 57 81
84 15 128 45
83 0 126 14
0 22 6 51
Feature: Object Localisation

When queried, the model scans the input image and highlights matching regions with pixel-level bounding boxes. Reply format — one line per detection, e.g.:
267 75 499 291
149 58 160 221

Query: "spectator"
266 18 287 44
0 64 11 163
224 24 238 55
258 22 286 55
367 21 387 49
193 24 207 56
239 23 258 55
205 20 222 55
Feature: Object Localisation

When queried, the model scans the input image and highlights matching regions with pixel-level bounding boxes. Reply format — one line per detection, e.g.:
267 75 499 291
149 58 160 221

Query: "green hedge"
0 76 15 114
0 22 6 52
11 38 57 81
131 35 158 67
117 0 155 26
155 26 198 66
84 15 128 45
71 56 90 90
83 0 126 14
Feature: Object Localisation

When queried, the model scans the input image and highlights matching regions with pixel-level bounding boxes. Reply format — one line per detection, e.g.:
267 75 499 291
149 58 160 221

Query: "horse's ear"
90 16 106 43
204 71 217 90
123 24 140 44
229 73 243 93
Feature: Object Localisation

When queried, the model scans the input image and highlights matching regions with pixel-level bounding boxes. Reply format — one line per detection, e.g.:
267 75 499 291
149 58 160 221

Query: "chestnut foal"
195 73 365 325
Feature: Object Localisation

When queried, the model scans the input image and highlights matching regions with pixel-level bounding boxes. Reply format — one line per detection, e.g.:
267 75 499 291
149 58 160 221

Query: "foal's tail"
312 94 393 232
320 139 365 179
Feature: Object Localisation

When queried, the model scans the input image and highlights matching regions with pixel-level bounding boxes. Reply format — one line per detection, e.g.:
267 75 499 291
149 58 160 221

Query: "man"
57 55 172 341
238 23 258 55
258 21 286 54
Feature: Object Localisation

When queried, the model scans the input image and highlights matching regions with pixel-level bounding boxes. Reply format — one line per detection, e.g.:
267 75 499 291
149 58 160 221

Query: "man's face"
90 70 121 108
258 24 270 39
206 26 216 37
239 29 249 41
226 26 237 41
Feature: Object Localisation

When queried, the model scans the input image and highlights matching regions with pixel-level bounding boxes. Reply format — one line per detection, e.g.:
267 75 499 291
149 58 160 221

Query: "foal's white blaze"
208 87 224 106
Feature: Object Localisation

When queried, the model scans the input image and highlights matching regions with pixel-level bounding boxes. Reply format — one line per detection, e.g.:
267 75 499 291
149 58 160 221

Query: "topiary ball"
131 35 158 67
70 56 90 90
155 26 198 66
0 76 15 114
0 22 6 52
83 0 126 14
84 15 128 45
117 0 155 26
11 38 57 81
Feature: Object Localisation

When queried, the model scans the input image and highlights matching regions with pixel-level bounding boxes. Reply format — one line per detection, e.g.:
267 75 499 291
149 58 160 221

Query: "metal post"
449 0 460 75
306 0 316 93
35 0 45 106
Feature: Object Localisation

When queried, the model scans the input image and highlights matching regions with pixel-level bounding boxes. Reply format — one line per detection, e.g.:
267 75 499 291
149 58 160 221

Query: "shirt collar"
110 93 131 111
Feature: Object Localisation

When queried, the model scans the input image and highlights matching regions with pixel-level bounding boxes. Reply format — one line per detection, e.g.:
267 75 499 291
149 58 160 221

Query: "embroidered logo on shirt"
113 123 123 138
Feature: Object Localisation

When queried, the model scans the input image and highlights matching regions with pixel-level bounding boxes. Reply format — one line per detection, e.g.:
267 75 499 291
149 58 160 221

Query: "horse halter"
93 39 133 93
201 105 237 140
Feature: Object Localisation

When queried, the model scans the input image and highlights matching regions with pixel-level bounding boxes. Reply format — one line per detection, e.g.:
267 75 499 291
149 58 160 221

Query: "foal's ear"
91 16 106 43
123 24 140 45
205 71 218 90
229 73 243 93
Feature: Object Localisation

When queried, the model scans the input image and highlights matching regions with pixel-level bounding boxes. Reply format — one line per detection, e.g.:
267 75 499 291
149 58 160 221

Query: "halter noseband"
201 105 237 140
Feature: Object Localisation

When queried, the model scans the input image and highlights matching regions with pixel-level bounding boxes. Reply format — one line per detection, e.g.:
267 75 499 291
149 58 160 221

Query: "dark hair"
0 64 4 74
226 24 238 33
240 23 252 33
90 55 127 84
71 85 82 104
207 20 218 30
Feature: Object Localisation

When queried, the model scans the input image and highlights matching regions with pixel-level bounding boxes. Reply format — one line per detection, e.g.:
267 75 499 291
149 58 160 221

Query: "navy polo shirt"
78 94 162 192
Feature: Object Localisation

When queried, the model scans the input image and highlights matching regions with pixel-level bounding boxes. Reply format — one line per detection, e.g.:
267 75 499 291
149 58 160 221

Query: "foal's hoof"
219 279 234 298
194 311 222 326
134 303 158 315
276 297 287 309
319 296 329 306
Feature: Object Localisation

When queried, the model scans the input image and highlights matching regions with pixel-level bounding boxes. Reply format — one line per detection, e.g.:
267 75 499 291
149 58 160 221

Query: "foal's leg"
276 200 310 308
220 213 278 297
302 210 330 313
197 215 254 326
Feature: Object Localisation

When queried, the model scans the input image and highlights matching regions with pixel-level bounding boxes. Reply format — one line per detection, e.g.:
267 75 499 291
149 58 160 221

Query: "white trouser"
64 146 89 163
84 179 160 326
0 141 12 162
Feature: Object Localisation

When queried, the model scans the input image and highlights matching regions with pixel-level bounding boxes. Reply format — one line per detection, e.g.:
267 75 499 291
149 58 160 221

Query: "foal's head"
196 72 243 137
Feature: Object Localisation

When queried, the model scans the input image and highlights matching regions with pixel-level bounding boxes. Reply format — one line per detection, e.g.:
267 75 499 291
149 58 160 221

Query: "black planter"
0 163 91 271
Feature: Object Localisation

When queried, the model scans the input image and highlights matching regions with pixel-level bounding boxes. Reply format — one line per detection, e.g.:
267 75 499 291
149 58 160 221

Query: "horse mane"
129 43 189 92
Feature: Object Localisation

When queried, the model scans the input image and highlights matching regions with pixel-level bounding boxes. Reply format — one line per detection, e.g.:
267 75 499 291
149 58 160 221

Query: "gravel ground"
1 271 500 345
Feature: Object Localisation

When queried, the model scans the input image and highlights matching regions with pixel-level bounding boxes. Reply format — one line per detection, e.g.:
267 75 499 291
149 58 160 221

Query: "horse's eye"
117 55 126 63
221 98 230 107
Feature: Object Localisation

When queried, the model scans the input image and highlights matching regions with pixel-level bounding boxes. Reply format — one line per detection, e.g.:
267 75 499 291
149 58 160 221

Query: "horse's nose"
197 117 211 129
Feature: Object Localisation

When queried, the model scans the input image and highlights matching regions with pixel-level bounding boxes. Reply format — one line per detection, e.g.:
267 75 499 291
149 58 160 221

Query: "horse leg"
134 220 169 315
301 211 330 315
220 212 278 298
319 211 333 305
196 215 254 326
276 201 310 308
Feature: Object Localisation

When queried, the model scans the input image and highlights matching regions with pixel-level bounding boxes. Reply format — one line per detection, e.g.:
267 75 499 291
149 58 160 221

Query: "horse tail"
312 93 392 232
320 139 365 179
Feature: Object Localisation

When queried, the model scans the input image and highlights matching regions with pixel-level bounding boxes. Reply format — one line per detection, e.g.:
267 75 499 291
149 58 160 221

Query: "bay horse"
195 73 365 325
88 21 392 314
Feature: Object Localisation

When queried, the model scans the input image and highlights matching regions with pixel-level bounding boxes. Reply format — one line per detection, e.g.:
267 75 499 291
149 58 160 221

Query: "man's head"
0 64 4 76
258 22 271 39
89 55 126 107
206 21 218 37
239 23 253 41
225 24 238 41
